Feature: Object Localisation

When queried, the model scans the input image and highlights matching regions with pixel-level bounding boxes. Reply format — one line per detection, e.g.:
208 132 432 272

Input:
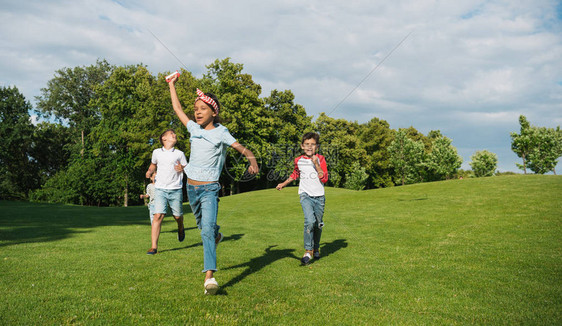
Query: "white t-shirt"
151 147 188 190
145 183 156 205
290 154 329 196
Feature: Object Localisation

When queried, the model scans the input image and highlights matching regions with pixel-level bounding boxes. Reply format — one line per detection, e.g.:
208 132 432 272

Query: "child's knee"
200 224 214 238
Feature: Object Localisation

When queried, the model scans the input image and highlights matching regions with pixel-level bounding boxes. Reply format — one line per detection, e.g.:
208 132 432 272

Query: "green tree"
526 126 562 174
357 117 395 188
90 64 159 206
469 150 498 177
30 122 73 184
0 86 37 199
425 136 463 180
510 115 533 174
35 59 113 154
388 129 426 185
511 115 561 175
315 113 366 188
262 89 313 186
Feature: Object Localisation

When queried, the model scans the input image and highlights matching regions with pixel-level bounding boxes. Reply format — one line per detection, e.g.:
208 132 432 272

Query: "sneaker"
146 248 158 255
301 252 312 265
204 278 219 295
313 251 320 259
215 232 223 246
178 228 185 242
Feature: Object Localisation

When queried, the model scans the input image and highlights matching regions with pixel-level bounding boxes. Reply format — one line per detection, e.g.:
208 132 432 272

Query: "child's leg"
150 189 168 249
168 189 185 239
299 193 316 253
312 196 325 252
188 183 221 279
199 184 220 278
151 213 165 249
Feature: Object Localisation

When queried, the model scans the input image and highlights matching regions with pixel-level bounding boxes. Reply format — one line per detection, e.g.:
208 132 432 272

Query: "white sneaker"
301 252 312 265
204 277 219 295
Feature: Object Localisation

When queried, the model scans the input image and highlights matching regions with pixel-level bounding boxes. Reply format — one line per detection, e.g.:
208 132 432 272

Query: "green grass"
1 175 561 325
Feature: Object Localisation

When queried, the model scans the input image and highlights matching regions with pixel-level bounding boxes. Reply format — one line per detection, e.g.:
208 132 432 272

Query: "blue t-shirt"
184 120 237 181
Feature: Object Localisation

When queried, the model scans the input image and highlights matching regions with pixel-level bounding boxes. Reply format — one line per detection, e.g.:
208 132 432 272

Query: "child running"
140 173 156 225
276 132 329 265
168 74 259 295
145 129 188 255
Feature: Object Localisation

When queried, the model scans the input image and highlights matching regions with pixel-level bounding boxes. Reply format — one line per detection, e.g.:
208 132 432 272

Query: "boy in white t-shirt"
145 129 188 255
276 132 329 265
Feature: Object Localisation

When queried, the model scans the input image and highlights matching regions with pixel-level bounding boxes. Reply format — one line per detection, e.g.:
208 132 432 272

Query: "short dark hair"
302 132 319 144
159 129 175 146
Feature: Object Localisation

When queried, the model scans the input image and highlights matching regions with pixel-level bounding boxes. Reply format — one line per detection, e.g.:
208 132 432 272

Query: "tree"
425 136 463 180
388 129 426 185
526 126 562 174
262 89 313 186
510 115 533 174
470 150 498 177
35 59 113 154
511 115 561 174
30 122 73 184
0 86 37 199
357 117 395 188
90 64 160 206
314 113 367 188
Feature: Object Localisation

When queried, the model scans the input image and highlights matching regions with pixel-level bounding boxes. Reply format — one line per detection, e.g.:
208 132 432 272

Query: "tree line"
1 58 559 205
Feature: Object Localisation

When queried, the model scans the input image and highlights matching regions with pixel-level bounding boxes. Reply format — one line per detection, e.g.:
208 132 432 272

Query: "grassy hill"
1 175 561 325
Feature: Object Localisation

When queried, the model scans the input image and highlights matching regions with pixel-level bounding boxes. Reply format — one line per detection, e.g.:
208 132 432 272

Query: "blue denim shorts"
154 188 183 216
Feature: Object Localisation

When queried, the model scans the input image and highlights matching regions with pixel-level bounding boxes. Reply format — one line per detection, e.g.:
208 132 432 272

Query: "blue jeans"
299 193 325 251
187 182 221 272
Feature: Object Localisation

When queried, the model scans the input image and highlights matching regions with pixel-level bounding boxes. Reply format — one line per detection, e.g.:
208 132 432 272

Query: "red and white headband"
196 89 219 113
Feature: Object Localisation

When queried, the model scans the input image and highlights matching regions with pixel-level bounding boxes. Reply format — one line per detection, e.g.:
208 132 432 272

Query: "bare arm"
174 160 187 172
168 75 190 127
276 177 295 190
231 142 259 175
312 155 324 179
146 163 157 179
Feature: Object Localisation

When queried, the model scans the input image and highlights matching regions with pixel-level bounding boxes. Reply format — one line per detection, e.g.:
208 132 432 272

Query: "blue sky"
1 0 561 172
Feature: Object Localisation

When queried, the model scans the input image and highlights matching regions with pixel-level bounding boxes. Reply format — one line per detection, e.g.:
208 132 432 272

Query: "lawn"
1 175 561 325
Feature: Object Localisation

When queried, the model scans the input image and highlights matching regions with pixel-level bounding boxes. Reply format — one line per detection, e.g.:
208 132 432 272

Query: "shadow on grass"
218 245 300 294
218 239 348 294
158 233 245 253
0 201 193 248
306 238 348 266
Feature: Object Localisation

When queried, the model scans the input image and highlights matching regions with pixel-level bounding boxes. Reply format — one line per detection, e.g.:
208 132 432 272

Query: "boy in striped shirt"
276 132 329 265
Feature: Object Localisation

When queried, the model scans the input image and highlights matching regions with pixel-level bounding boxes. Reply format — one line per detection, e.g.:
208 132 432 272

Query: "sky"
1 0 561 172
